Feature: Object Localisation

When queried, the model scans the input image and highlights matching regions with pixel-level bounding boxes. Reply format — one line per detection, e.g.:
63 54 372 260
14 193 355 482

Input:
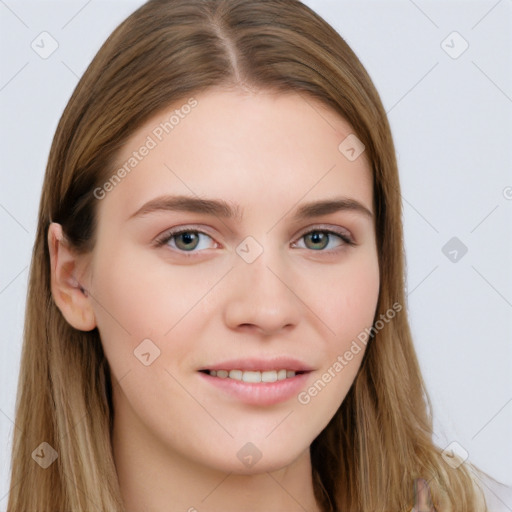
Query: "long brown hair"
7 0 487 510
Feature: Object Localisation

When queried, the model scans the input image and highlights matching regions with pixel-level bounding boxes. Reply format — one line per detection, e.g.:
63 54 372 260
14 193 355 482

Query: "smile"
200 369 302 382
198 369 312 406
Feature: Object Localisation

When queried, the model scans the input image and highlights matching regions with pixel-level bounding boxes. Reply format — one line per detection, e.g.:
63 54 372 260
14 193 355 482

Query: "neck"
112 399 323 512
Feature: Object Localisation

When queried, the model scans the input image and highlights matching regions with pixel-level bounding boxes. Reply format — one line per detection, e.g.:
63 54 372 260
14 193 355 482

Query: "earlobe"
47 222 97 331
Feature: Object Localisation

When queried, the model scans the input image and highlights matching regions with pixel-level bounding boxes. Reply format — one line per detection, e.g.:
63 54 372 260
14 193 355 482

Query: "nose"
223 243 302 337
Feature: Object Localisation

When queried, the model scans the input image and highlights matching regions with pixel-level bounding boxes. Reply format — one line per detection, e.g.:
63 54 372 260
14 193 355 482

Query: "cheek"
336 259 380 341
88 242 228 367
302 250 379 403
307 249 380 348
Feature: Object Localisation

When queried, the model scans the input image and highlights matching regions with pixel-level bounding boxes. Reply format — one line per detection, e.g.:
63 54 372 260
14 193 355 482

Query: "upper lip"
199 357 315 372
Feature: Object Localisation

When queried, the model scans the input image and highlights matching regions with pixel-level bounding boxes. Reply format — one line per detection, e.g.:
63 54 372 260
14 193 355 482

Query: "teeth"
207 369 297 381
261 370 277 383
243 371 261 383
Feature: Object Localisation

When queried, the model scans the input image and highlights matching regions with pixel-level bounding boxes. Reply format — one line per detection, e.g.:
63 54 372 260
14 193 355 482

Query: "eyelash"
154 225 356 257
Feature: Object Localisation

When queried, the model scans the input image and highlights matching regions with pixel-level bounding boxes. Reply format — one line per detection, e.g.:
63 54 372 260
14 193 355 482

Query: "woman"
7 0 491 510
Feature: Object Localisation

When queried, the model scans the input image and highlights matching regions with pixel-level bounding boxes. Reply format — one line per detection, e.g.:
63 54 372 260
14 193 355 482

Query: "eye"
154 225 355 256
292 228 355 251
155 228 217 254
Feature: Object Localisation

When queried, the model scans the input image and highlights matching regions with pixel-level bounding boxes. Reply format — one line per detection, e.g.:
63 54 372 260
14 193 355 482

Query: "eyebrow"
128 194 373 221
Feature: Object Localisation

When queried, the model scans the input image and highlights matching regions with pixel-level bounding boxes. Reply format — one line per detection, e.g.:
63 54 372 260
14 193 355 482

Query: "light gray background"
1 0 511 509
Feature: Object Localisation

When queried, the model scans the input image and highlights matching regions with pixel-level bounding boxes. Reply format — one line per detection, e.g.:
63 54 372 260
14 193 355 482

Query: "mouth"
198 368 307 382
197 358 313 406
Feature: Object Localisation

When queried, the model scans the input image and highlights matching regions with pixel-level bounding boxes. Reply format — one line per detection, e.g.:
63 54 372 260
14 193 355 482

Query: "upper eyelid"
295 223 352 237
155 225 217 244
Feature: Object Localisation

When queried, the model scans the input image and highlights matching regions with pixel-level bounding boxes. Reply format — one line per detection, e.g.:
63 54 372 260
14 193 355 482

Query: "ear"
48 222 97 331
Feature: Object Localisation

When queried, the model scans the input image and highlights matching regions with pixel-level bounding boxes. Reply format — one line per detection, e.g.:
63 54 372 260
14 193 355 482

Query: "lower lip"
198 371 312 406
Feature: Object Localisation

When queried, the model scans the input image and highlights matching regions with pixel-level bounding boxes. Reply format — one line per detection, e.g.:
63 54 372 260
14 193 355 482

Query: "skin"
49 88 380 512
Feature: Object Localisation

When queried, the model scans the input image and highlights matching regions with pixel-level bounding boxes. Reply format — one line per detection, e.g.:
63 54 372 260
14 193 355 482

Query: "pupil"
309 232 327 249
179 232 198 249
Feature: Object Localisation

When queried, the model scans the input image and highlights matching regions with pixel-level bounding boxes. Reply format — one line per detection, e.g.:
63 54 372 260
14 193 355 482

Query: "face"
83 89 379 474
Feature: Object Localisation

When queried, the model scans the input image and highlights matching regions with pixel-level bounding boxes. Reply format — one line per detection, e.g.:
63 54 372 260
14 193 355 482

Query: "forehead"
97 89 373 224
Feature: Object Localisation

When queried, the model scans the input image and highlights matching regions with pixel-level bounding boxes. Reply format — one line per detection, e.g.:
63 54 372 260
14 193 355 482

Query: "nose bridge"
224 233 300 334
237 234 287 298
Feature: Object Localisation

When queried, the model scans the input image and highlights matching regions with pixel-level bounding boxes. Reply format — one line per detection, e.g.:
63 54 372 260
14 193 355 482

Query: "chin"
199 438 312 476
